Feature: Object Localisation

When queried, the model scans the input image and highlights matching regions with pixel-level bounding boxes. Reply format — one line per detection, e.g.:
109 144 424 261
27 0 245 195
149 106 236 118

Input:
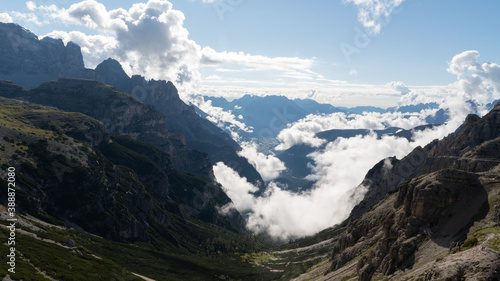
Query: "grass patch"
341 273 358 281
241 252 278 266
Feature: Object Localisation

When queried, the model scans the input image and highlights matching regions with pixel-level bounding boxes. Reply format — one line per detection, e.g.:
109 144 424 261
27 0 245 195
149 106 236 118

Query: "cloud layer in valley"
237 142 286 182
214 50 500 240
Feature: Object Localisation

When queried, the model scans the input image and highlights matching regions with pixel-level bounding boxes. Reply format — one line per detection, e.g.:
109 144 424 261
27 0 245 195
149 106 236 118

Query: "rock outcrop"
0 79 214 180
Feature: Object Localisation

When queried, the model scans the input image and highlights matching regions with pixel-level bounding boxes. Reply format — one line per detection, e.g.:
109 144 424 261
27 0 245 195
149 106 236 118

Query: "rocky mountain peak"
94 58 131 92
0 22 85 88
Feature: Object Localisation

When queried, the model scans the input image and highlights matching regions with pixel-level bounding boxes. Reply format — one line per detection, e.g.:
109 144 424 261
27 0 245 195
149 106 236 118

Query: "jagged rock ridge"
0 22 264 186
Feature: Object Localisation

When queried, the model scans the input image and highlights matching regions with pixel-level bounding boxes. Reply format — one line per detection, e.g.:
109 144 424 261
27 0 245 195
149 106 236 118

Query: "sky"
1 0 500 107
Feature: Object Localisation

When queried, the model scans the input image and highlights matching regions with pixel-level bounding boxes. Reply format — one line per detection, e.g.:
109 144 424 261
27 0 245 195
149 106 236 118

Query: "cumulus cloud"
0 12 13 23
387 80 410 95
445 50 500 116
238 142 286 181
201 46 315 72
447 50 482 78
343 0 405 34
397 88 448 106
9 11 48 25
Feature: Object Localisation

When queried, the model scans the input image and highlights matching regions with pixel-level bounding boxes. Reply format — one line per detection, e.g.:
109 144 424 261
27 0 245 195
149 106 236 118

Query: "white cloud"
213 161 358 240
397 88 449 106
213 162 258 212
44 0 129 32
445 50 500 116
387 80 410 95
343 0 405 34
238 142 286 181
191 96 253 140
26 1 37 11
0 13 12 23
205 74 222 81
9 11 48 25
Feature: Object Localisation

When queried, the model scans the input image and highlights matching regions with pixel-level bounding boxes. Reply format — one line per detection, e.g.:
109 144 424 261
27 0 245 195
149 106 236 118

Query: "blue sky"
1 0 500 106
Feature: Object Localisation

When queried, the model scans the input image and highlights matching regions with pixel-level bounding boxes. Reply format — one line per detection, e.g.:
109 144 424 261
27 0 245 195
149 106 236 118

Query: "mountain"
0 92 244 238
0 22 263 186
295 102 500 280
386 102 440 113
276 127 403 186
0 23 85 89
0 82 348 281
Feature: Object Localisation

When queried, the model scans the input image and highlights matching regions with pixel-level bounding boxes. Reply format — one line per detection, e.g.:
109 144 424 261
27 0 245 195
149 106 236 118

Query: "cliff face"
0 79 213 180
324 103 500 280
0 23 85 88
